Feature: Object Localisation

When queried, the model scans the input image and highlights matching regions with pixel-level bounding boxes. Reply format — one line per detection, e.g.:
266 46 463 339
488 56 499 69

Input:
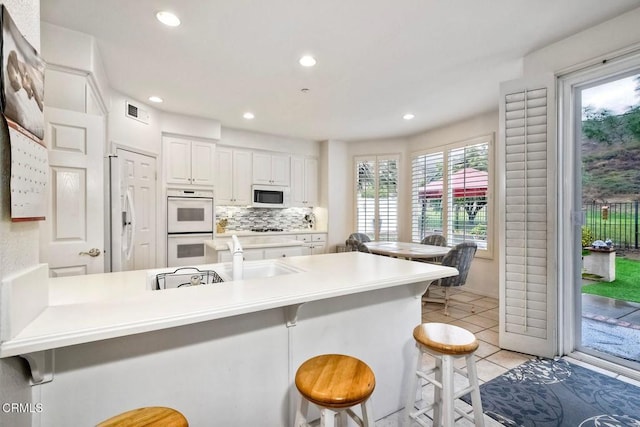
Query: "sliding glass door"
560 54 640 371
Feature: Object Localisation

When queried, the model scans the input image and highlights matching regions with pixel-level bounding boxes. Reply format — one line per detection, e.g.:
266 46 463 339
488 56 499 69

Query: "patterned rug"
462 358 640 426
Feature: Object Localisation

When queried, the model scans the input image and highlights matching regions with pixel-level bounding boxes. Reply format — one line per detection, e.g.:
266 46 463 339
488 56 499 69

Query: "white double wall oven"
167 189 214 267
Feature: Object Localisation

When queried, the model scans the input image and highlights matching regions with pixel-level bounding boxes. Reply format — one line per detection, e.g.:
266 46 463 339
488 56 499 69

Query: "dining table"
363 241 450 261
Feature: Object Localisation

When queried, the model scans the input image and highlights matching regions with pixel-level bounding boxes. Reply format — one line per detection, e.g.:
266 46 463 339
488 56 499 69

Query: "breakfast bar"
0 252 457 426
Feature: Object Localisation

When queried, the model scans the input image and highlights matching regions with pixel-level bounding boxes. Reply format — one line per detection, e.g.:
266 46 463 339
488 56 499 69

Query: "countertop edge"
0 255 458 358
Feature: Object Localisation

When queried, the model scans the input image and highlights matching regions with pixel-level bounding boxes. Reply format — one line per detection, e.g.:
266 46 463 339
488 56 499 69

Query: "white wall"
220 127 319 156
524 7 640 77
41 23 109 115
0 2 41 426
108 91 163 154
321 140 350 251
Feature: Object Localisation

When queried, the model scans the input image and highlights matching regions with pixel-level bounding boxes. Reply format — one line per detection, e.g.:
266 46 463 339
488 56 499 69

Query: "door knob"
79 248 101 257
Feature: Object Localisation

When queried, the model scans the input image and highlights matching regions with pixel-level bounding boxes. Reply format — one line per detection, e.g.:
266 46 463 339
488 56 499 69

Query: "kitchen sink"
216 260 305 281
151 260 305 290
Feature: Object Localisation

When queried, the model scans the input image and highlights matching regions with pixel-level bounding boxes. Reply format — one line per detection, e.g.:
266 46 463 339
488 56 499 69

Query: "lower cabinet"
297 233 327 255
218 246 302 262
263 247 303 259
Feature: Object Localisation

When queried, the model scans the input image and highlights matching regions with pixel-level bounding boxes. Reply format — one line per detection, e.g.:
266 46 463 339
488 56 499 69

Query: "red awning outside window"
419 168 488 199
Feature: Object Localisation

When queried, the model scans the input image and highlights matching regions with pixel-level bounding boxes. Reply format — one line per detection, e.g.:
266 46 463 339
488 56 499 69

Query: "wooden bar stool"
295 354 376 427
404 323 484 426
97 406 188 427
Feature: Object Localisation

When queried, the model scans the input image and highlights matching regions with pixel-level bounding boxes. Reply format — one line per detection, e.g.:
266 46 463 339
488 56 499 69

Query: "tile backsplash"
216 206 314 231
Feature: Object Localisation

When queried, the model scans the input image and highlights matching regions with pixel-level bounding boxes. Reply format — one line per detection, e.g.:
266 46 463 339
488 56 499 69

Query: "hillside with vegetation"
582 77 640 203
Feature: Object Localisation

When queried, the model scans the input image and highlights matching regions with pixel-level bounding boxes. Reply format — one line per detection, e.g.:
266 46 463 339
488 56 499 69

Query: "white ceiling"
41 1 640 142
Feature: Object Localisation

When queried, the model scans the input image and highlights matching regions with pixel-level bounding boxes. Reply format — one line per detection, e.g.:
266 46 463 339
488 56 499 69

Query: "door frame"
557 51 640 378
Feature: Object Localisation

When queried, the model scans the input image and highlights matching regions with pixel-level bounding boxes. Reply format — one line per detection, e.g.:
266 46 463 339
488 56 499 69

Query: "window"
354 155 399 241
411 136 492 254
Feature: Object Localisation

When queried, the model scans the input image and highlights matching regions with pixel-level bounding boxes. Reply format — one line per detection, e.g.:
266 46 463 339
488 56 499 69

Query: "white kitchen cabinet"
297 233 326 255
263 246 303 259
215 147 252 205
165 137 216 186
291 156 318 207
218 246 301 262
253 152 290 186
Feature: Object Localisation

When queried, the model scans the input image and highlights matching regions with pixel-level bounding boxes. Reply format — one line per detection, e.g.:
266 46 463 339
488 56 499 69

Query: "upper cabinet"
164 137 216 186
253 152 290 186
215 147 253 205
291 156 318 207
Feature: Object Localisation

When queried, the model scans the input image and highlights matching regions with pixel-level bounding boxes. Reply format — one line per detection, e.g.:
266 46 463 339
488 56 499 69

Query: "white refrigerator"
104 154 135 272
104 150 158 272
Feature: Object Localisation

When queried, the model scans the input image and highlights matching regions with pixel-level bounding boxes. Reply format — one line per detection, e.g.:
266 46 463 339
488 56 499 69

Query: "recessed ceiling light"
299 55 317 67
243 112 255 120
403 113 415 120
148 96 163 103
156 11 181 27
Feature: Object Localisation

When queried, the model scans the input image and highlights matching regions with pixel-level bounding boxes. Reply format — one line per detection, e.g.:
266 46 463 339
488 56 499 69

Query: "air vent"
125 101 150 124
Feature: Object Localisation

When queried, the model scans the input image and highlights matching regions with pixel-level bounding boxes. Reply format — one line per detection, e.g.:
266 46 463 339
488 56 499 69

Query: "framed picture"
1 5 44 140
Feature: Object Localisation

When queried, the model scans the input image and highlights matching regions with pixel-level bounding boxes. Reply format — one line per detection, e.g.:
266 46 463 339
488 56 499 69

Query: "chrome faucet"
227 235 243 281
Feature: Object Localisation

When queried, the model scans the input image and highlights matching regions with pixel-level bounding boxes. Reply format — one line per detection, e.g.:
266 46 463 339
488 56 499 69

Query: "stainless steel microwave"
252 185 290 208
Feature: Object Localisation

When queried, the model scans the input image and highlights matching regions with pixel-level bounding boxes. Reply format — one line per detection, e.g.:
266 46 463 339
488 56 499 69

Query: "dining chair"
419 234 447 263
420 234 447 247
345 233 371 251
423 242 477 315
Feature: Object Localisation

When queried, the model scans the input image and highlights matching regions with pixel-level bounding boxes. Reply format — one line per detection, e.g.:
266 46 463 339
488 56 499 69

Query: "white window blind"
411 140 490 250
411 153 444 242
355 155 399 241
503 87 552 341
447 144 489 249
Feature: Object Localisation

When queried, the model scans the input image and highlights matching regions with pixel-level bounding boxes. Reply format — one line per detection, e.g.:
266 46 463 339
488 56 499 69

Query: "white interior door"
117 148 157 271
41 107 105 277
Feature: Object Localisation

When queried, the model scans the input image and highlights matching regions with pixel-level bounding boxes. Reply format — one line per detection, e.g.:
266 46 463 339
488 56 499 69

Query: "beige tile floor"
375 288 640 426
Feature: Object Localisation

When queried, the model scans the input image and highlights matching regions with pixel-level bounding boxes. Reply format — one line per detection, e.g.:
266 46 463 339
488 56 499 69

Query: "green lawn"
582 257 640 303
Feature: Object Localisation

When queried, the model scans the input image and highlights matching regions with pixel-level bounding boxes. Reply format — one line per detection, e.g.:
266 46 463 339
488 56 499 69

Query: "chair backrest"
348 233 371 243
420 234 447 247
437 242 477 287
345 233 371 251
353 241 371 253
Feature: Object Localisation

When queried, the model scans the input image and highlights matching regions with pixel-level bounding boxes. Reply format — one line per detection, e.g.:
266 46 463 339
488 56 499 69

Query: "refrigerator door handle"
123 189 137 261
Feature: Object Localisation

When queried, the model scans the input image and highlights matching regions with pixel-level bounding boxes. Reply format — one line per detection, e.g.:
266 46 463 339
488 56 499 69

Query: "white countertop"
0 253 457 358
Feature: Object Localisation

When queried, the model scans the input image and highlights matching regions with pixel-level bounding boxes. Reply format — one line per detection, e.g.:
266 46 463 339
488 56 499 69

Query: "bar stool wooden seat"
404 323 484 426
295 354 375 427
97 406 188 427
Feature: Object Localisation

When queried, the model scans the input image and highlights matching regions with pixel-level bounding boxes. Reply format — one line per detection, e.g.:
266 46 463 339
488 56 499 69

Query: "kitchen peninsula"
0 253 457 426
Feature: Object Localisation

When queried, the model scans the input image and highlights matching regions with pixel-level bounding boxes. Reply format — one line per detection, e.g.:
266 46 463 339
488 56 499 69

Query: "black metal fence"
583 201 640 249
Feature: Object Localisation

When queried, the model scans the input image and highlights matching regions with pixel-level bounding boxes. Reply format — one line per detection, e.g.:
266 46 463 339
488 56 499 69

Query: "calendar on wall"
8 120 47 220
0 6 47 221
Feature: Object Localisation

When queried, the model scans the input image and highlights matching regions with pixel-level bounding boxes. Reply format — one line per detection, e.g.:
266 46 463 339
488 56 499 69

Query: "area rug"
461 358 640 426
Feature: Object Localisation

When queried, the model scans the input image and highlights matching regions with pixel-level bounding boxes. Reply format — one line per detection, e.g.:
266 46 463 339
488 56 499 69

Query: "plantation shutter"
499 75 557 358
446 143 490 248
355 155 399 241
411 153 444 242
